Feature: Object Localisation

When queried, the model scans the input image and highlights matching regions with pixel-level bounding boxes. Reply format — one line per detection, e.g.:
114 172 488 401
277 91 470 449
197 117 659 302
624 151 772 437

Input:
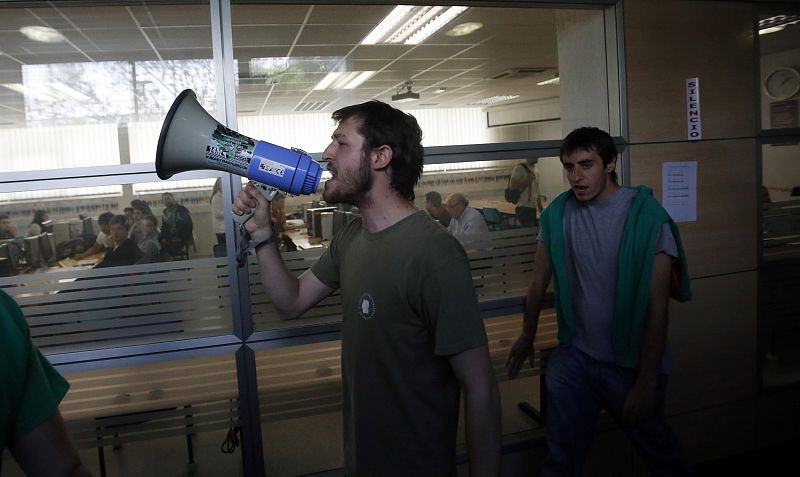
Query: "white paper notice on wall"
686 77 702 140
662 161 697 222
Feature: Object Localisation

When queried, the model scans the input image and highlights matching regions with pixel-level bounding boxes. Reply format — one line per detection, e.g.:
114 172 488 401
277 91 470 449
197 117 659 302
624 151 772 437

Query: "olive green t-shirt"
311 210 487 477
0 289 70 458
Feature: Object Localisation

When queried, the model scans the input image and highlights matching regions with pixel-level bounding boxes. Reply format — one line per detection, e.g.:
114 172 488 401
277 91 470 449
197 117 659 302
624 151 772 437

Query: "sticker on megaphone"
203 124 321 223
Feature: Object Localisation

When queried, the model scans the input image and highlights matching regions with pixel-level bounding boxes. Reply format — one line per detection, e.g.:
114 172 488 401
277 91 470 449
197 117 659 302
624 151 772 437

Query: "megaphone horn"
155 89 322 224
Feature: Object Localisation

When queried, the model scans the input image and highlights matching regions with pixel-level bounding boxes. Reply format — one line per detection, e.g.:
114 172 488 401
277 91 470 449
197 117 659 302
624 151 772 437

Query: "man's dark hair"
110 214 129 230
425 191 443 207
98 212 114 225
560 126 618 183
32 209 47 225
332 100 424 201
0 213 10 221
131 199 153 215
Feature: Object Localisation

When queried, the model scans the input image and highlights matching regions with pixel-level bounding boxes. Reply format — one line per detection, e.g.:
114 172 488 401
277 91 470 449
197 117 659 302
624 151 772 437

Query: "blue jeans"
541 344 690 477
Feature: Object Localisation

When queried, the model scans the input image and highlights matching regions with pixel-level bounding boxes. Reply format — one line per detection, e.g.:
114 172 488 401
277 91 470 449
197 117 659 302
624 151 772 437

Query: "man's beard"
322 154 373 207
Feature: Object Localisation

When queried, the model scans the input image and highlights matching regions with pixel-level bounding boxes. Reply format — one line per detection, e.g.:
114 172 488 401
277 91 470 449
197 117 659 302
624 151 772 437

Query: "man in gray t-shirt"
234 101 501 477
562 187 678 372
506 127 692 477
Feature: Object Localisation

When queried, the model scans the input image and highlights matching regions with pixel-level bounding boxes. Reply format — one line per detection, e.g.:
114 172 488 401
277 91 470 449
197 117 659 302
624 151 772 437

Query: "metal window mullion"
211 0 265 475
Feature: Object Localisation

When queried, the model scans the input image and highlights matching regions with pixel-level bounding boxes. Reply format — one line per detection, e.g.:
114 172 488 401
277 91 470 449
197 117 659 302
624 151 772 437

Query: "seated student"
444 193 489 237
94 214 141 268
27 210 48 237
74 212 114 260
128 204 151 244
1 289 92 476
0 213 17 240
424 191 451 227
123 207 135 230
136 214 161 264
129 199 153 217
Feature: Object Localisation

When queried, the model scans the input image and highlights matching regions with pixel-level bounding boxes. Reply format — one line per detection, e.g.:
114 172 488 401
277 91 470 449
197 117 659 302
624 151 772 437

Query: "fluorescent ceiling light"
1 83 58 102
759 25 785 35
314 72 342 90
19 26 65 43
362 6 414 45
361 6 468 45
342 71 375 90
48 82 92 101
314 71 376 90
2 81 93 102
537 77 560 86
758 14 800 35
469 94 520 106
434 87 447 93
446 22 483 37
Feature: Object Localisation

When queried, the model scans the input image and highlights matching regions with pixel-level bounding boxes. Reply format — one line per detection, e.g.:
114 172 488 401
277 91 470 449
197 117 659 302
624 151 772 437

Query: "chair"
481 207 504 231
212 244 227 257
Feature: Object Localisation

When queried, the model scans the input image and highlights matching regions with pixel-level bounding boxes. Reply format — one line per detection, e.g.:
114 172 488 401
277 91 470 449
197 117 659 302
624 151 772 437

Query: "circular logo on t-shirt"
358 293 376 320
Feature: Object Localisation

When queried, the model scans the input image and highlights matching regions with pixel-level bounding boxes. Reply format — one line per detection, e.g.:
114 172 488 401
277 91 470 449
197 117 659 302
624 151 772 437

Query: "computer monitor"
305 207 337 240
39 233 56 267
82 215 95 237
24 236 41 268
52 221 72 246
0 239 20 272
0 244 12 277
40 219 54 234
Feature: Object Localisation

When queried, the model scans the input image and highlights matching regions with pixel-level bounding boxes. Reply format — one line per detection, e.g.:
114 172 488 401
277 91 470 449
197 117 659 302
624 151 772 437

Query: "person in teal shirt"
1 289 91 476
506 127 692 476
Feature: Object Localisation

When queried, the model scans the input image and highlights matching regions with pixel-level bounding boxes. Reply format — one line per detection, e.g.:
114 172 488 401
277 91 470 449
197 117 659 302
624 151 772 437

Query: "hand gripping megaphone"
155 89 323 225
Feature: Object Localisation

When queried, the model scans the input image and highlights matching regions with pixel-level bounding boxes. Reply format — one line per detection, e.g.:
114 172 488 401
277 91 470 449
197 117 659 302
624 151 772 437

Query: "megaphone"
156 89 322 223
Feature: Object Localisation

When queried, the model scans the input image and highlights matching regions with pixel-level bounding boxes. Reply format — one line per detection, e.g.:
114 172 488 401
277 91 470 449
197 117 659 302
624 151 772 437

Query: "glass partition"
758 6 800 390
0 179 234 354
758 12 800 131
229 3 614 147
760 142 800 388
0 1 217 173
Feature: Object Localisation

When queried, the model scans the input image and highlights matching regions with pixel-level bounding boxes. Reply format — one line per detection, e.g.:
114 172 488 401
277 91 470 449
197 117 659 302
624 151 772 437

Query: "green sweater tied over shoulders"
540 185 692 369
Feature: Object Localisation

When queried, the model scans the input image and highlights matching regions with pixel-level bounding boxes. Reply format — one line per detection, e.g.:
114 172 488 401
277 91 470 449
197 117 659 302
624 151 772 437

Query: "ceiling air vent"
295 101 330 112
488 67 548 80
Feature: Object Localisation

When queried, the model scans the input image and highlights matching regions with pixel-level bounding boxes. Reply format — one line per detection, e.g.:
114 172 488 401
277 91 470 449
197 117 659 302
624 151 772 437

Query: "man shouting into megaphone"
233 100 501 477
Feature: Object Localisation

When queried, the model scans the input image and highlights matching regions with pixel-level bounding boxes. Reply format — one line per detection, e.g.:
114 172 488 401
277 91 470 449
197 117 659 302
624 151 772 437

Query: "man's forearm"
75 243 101 260
253 240 302 319
522 280 545 339
637 253 673 385
463 381 501 477
451 346 502 476
637 303 668 386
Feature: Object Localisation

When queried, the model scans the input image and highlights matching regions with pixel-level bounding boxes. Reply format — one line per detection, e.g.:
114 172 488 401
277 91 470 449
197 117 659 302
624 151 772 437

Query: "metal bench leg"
184 404 198 474
518 371 547 425
96 424 107 477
